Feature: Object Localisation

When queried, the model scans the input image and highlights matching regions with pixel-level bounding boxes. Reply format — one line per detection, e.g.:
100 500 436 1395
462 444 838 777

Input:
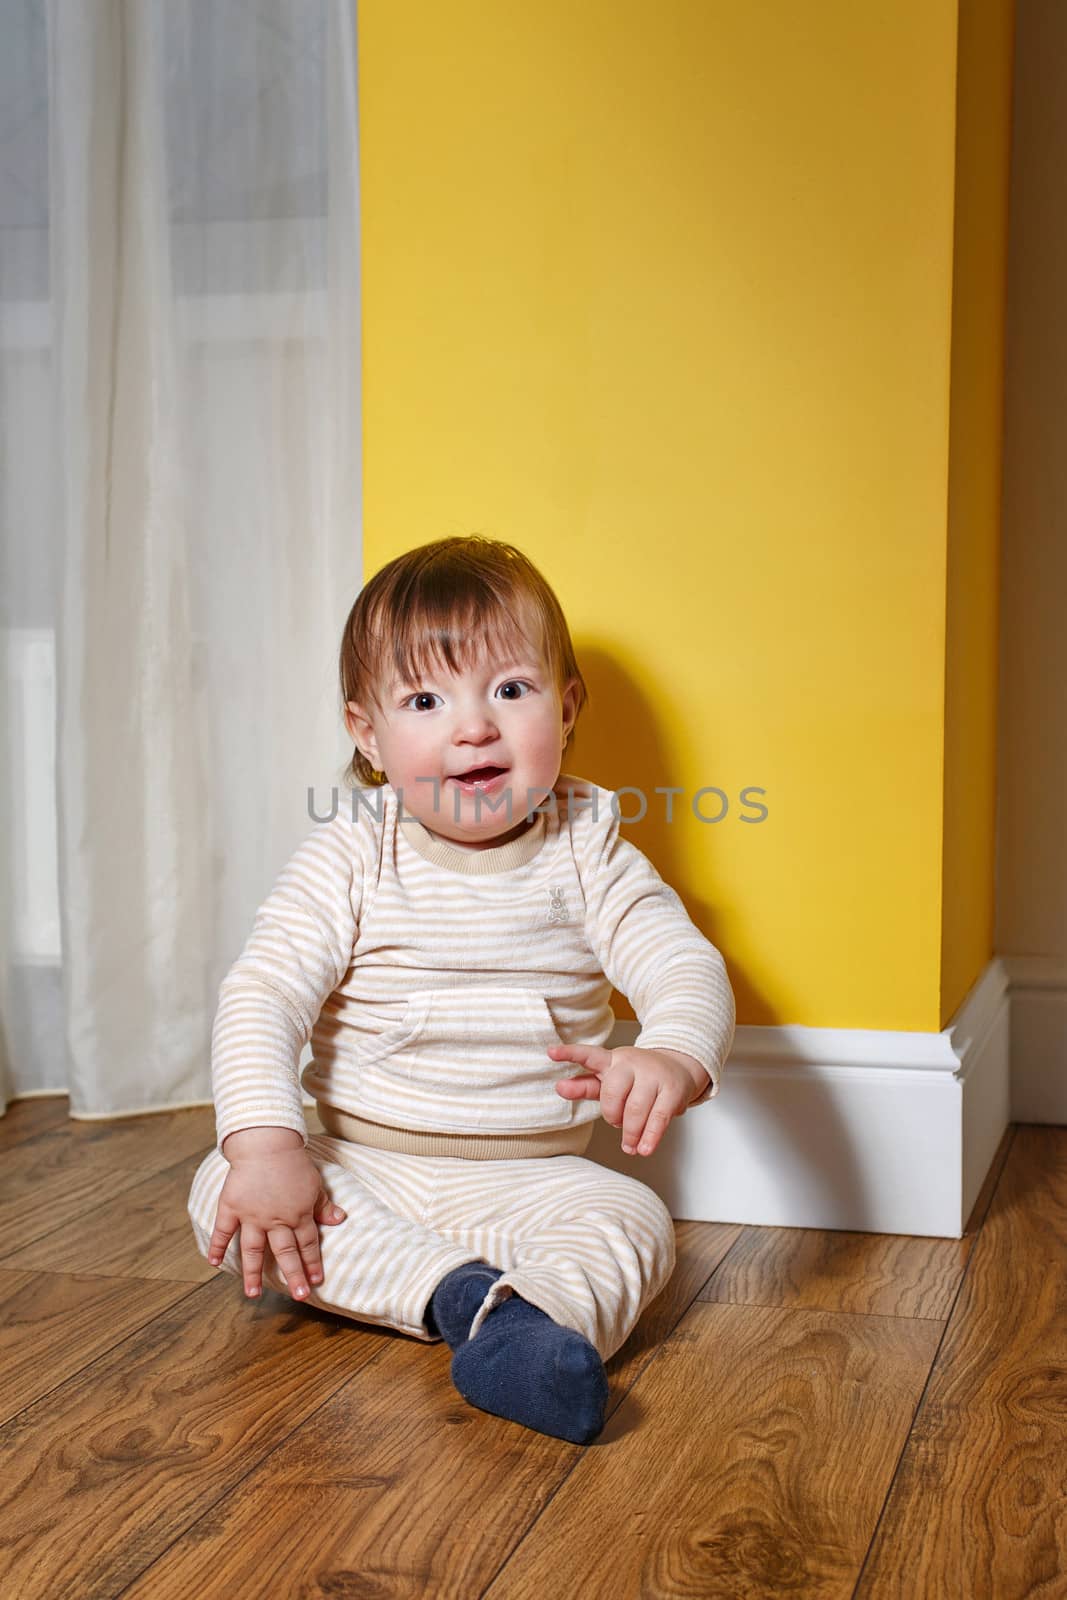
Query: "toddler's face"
345 637 580 851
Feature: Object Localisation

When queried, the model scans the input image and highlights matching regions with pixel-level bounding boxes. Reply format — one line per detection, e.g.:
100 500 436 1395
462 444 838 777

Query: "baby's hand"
209 1130 347 1301
549 1043 711 1157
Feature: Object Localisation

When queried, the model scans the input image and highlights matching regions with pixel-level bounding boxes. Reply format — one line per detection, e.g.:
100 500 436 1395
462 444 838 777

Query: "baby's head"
339 536 588 848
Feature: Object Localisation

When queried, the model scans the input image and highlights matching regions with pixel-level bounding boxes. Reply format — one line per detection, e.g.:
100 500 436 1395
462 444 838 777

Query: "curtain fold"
0 0 362 1119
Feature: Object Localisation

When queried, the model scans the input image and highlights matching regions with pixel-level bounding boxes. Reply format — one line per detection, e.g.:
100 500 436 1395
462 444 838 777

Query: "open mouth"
449 765 509 787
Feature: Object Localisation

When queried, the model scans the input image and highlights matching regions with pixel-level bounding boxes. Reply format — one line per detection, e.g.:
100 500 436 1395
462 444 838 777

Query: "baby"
188 535 735 1444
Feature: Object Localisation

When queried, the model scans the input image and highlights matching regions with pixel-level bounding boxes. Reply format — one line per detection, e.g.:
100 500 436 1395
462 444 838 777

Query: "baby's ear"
344 700 376 759
560 676 582 737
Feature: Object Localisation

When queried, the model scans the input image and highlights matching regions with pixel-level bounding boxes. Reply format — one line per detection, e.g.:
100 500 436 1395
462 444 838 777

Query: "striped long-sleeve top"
211 773 736 1161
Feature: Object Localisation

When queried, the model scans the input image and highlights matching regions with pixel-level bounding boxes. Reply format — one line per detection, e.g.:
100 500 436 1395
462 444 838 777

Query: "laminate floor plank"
855 1126 1067 1599
120 1330 576 1600
57 1106 219 1172
0 1267 197 1424
0 1138 153 1254
0 1277 386 1600
700 1224 970 1320
0 1094 72 1149
482 1298 942 1599
607 1219 740 1405
3 1152 222 1284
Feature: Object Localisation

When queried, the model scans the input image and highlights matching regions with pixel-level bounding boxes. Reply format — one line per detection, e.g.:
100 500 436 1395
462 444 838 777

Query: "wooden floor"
0 1100 1064 1599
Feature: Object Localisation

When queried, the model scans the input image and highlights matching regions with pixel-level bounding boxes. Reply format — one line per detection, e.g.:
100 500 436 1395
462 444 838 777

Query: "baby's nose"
454 707 499 740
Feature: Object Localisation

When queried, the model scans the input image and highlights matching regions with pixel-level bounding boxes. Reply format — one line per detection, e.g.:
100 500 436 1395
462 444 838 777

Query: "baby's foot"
425 1259 503 1350
449 1293 608 1444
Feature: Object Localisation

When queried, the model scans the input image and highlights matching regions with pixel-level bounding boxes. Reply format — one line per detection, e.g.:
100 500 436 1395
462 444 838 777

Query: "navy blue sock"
425 1259 503 1350
449 1293 609 1445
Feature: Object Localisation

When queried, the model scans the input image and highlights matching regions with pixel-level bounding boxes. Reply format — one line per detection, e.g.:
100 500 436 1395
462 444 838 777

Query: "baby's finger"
621 1081 661 1153
238 1222 267 1297
267 1226 313 1301
554 1073 601 1100
312 1188 347 1226
599 1066 635 1130
292 1215 325 1288
546 1042 612 1073
207 1203 238 1266
633 1091 683 1157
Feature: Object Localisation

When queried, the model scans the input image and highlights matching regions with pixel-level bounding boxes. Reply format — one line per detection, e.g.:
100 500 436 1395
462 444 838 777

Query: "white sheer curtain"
0 0 361 1118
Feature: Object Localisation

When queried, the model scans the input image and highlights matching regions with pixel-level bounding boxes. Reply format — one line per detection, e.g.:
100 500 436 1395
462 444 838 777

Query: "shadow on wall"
566 641 767 1026
566 640 883 1235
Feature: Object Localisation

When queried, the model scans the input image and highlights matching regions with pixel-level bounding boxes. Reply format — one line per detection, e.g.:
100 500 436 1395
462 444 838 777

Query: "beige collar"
397 806 548 875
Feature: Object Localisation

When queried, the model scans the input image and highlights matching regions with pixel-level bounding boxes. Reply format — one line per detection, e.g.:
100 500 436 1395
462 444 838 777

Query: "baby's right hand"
208 1127 347 1302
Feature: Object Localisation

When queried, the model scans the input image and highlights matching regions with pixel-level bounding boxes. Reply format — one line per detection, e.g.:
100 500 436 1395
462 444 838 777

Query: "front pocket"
355 985 578 1132
303 1003 422 1106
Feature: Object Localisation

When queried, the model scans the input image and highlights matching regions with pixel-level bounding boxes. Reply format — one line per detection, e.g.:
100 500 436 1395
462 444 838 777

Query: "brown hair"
339 535 589 788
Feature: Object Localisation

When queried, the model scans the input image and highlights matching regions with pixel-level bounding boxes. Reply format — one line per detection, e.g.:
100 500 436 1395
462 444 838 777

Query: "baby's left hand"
549 1043 711 1156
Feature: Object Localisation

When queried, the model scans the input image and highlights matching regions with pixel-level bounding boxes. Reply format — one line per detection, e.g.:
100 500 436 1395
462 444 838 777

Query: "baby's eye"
496 680 532 700
402 692 442 712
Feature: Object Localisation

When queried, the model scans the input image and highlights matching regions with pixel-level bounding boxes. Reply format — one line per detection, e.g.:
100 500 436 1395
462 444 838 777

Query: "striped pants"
187 1134 677 1361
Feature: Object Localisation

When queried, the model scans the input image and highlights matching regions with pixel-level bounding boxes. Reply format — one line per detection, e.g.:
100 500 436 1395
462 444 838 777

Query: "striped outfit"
188 774 735 1359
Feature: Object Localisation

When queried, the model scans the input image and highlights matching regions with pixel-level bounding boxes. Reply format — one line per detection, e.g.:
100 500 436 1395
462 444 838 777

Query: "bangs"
364 574 546 702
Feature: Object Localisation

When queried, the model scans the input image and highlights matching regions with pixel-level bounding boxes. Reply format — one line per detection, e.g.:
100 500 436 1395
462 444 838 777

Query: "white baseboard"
1002 955 1067 1124
591 958 1014 1240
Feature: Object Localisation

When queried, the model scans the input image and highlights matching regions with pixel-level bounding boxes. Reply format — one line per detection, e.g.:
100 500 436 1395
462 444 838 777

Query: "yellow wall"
358 1 1009 1034
941 0 1016 1025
